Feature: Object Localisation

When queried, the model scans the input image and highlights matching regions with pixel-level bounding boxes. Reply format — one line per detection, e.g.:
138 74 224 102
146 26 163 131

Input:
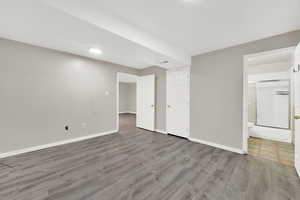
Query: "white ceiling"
0 0 299 69
92 0 300 55
0 0 189 69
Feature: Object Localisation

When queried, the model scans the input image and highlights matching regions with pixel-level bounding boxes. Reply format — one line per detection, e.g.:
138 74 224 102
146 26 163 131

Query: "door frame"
242 46 296 153
116 72 138 132
166 66 191 138
294 42 300 177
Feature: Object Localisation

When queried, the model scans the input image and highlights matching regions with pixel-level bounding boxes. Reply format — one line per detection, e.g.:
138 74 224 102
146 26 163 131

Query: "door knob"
151 105 155 107
167 105 171 108
294 115 300 120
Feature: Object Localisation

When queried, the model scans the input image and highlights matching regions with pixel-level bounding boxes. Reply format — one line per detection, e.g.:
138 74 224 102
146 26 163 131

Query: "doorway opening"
117 73 138 132
243 46 296 167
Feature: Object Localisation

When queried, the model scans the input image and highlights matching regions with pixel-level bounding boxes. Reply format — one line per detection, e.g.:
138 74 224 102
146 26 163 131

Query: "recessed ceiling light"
182 0 196 2
182 0 202 4
89 48 102 55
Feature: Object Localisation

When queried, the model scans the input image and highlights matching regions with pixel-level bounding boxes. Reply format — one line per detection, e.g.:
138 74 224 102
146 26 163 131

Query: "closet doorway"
117 73 138 132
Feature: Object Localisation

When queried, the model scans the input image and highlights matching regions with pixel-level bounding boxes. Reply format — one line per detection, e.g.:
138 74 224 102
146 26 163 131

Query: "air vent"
160 60 169 64
275 91 289 95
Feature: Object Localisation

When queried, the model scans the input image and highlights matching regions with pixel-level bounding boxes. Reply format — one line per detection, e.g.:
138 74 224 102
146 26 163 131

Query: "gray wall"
139 66 167 131
0 38 138 153
119 82 136 113
190 30 300 150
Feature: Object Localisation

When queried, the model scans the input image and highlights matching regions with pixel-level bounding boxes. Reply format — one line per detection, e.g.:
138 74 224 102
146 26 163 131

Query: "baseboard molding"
249 126 292 143
119 111 136 114
155 129 167 134
189 137 245 154
0 130 117 159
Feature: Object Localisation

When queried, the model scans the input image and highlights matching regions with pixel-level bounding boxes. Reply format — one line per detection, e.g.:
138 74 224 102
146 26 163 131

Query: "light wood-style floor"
248 137 295 167
0 114 299 200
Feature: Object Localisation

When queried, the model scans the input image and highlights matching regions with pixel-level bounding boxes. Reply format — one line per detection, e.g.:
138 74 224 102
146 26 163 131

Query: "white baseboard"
249 126 291 143
155 129 167 134
119 111 136 114
189 137 245 154
0 130 117 159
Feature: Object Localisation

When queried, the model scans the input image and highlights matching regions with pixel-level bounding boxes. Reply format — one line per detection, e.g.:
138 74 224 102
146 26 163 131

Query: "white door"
137 75 155 131
167 68 190 138
256 81 290 129
294 44 300 176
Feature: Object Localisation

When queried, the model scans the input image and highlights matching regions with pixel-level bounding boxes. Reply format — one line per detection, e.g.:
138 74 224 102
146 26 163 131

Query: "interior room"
245 47 295 166
0 0 300 199
118 73 137 131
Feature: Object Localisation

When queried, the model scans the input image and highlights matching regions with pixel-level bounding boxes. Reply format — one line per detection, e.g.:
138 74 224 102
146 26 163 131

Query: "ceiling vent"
160 60 169 64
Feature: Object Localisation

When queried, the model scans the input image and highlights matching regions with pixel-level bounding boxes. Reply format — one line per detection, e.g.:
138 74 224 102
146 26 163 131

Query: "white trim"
119 111 136 114
290 66 295 145
155 129 168 134
245 46 296 59
243 46 296 154
187 66 191 137
296 165 300 178
243 56 249 153
248 71 290 83
117 73 120 132
249 126 292 143
0 130 117 159
189 137 245 154
118 73 138 83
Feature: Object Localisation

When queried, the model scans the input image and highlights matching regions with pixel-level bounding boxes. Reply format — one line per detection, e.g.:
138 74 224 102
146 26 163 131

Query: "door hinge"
293 64 300 73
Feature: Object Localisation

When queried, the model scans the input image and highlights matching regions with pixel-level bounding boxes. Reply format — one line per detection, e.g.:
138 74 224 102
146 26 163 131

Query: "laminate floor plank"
0 114 299 200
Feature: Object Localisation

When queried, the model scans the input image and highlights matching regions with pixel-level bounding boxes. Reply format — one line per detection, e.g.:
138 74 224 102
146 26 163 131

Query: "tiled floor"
248 137 295 167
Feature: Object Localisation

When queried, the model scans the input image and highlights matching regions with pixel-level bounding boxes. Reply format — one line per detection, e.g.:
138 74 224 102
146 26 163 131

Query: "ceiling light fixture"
89 48 102 55
183 0 196 3
182 0 202 4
